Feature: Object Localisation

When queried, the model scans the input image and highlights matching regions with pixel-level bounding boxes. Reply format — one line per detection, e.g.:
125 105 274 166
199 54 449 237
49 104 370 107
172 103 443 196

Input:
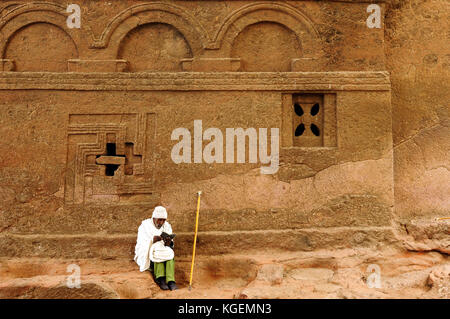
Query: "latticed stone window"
282 93 337 148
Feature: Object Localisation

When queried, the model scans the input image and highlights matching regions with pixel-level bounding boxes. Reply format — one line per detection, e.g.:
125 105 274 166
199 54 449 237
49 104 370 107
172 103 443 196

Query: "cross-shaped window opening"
96 143 122 176
95 142 142 177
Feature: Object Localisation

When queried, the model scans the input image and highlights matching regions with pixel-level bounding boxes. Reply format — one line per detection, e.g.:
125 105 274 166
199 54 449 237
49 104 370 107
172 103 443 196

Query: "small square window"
282 93 337 148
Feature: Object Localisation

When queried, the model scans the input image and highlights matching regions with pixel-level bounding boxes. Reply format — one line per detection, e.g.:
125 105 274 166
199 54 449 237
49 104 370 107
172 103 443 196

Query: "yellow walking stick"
189 191 202 291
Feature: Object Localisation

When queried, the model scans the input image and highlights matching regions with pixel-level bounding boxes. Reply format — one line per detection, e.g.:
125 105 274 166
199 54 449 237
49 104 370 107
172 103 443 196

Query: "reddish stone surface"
0 0 448 298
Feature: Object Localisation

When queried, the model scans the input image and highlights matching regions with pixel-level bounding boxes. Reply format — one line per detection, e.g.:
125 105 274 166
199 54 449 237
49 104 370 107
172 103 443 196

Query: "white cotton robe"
134 218 173 272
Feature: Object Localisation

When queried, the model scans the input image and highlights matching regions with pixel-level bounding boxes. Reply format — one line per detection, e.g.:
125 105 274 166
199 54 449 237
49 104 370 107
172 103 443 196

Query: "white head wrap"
152 206 167 219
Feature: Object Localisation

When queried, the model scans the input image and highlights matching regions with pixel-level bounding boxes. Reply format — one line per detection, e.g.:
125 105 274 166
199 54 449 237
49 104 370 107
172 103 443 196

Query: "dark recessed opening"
310 123 320 136
106 143 116 155
295 123 305 136
294 103 304 117
100 143 121 176
105 165 120 176
310 103 320 116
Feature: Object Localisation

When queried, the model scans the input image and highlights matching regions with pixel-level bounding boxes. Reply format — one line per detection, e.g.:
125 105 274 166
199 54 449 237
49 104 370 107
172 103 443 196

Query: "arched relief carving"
0 3 22 16
5 22 78 72
0 2 85 58
231 22 302 72
93 3 207 58
0 2 324 72
210 2 320 59
118 23 193 72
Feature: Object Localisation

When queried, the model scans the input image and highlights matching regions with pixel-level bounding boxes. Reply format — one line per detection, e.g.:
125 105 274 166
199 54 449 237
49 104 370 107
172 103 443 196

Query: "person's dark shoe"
168 281 178 291
156 277 169 290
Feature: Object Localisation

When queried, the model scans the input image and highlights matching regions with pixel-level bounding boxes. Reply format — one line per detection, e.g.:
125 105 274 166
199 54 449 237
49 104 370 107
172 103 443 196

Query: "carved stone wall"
0 1 385 72
65 113 156 205
0 1 407 258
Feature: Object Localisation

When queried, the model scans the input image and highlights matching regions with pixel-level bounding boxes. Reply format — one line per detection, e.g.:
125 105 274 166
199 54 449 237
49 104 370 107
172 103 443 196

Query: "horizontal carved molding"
0 71 390 91
68 59 129 72
181 58 241 72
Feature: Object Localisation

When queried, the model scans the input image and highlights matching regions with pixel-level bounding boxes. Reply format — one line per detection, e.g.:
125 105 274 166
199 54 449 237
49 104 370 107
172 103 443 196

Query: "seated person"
134 206 177 291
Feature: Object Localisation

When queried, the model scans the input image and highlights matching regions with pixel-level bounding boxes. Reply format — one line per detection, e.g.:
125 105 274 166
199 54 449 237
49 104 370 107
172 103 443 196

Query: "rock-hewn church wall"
0 0 444 258
384 0 449 254
386 0 449 220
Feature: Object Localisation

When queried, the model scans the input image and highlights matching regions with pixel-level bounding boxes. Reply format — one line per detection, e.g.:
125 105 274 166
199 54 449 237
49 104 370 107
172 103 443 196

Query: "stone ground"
1 246 448 299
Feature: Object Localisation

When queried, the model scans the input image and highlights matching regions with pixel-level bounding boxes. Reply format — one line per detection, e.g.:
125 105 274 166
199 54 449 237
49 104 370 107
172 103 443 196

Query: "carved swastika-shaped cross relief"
96 142 125 176
64 113 156 205
95 142 142 176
